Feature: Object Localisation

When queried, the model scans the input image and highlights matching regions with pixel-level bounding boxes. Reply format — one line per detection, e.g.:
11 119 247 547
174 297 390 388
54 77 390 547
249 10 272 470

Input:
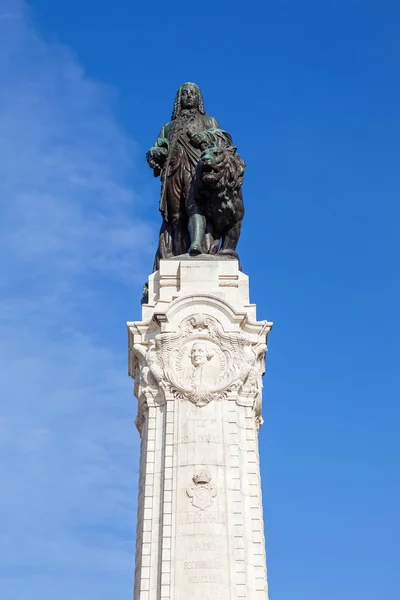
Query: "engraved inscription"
188 575 219 584
178 512 226 525
180 434 221 444
186 541 223 552
184 560 222 570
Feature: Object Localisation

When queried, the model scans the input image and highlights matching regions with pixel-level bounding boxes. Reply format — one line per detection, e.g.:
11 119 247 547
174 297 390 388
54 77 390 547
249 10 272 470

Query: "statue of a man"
147 82 232 269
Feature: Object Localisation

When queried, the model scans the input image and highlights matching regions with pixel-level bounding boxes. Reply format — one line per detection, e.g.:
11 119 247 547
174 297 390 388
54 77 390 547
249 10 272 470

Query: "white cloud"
0 2 150 597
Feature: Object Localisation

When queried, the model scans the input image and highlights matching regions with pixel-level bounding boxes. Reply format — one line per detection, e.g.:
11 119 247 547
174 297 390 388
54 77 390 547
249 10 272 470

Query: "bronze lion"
187 145 246 258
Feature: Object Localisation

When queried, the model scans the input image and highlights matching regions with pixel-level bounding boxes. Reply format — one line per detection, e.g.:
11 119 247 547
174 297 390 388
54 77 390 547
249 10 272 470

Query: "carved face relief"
190 342 209 367
176 339 224 392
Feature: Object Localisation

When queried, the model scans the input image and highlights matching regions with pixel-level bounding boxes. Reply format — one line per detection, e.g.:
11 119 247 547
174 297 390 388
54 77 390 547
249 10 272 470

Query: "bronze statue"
147 82 245 269
186 145 245 258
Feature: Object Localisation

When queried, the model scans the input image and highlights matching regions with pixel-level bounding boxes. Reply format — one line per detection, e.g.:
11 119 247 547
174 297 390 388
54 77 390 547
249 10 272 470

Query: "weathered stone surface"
128 258 272 600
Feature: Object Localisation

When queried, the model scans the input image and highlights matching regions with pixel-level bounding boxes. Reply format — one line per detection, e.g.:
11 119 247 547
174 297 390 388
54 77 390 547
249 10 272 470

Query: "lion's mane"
199 146 245 203
188 146 246 254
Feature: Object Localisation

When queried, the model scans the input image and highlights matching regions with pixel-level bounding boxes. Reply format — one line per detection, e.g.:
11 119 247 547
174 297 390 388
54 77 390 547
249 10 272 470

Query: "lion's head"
198 146 246 193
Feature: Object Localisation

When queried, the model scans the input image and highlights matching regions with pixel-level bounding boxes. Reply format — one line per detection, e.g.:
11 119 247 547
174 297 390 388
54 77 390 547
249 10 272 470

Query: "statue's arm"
146 125 169 177
189 117 233 149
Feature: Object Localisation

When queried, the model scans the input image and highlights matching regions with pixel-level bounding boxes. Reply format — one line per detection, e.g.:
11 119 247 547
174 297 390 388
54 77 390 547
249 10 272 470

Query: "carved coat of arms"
186 472 218 510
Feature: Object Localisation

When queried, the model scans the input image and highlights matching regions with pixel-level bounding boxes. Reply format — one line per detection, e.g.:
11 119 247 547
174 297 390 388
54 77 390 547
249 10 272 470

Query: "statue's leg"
171 213 189 256
168 170 190 256
203 221 218 254
188 213 206 256
177 168 192 255
218 221 242 258
186 173 207 255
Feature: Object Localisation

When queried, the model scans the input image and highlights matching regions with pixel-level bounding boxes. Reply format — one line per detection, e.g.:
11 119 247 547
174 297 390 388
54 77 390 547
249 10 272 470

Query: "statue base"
128 257 272 600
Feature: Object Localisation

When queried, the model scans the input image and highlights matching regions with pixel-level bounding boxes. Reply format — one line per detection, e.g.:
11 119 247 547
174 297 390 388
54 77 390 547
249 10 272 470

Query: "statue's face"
180 84 199 109
191 343 207 367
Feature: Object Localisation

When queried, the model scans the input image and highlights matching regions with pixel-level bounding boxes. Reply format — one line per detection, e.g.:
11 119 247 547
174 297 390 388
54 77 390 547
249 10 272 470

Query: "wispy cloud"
0 2 149 597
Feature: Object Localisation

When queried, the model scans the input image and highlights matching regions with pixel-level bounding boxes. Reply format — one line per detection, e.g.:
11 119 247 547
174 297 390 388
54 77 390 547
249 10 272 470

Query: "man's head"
180 83 199 109
190 342 212 367
172 82 205 119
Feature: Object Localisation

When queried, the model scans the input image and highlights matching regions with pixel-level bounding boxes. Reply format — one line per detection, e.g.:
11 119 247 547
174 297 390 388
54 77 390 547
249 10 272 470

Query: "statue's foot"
188 244 203 256
217 249 239 260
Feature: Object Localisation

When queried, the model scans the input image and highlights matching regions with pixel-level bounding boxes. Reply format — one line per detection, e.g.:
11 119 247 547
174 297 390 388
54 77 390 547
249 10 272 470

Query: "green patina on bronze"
147 82 245 271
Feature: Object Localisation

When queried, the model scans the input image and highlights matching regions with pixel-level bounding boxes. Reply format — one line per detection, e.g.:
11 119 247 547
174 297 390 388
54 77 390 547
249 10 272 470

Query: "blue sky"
0 0 399 598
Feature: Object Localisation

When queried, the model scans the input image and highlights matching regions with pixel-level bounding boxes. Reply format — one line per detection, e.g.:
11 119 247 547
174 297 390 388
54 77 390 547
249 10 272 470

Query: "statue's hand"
188 130 208 149
157 137 169 150
149 146 168 161
146 146 168 172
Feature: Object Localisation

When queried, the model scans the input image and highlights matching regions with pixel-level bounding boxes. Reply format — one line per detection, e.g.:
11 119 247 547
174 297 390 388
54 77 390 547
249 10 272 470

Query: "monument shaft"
128 258 272 599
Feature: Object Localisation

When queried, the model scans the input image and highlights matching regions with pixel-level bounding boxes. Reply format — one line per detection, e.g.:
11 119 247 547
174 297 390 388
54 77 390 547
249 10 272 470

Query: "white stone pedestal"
128 257 273 600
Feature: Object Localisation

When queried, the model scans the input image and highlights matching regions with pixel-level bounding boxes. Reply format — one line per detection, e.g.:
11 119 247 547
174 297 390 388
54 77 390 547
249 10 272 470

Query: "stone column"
128 257 273 600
